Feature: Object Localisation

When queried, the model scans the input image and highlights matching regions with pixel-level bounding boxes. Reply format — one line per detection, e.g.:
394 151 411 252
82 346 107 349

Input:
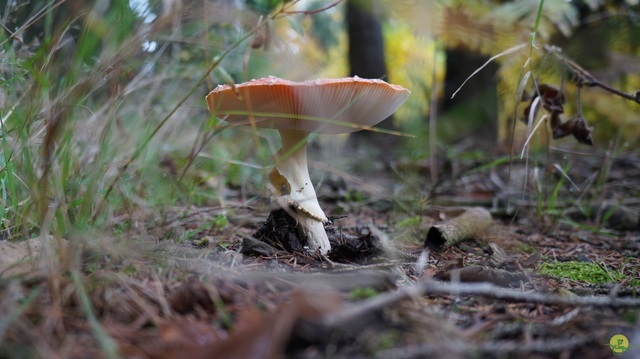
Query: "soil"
250 208 383 262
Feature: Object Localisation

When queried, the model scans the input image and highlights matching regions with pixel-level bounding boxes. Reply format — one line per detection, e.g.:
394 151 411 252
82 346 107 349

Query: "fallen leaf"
209 289 343 359
120 317 223 359
552 114 593 145
522 84 593 146
523 84 566 122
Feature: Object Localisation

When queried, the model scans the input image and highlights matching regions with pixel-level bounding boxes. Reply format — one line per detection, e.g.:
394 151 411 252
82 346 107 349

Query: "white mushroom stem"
268 129 331 255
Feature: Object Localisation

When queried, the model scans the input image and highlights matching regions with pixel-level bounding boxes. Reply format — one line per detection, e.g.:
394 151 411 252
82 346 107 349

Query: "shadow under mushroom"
249 208 384 263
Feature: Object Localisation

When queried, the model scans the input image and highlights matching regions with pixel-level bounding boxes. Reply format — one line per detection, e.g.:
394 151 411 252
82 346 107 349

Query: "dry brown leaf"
119 287 344 359
206 289 343 359
120 317 223 359
523 84 566 122
522 84 593 146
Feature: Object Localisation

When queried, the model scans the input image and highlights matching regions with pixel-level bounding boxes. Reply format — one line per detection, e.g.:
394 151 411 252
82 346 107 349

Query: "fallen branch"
375 336 591 359
417 281 640 307
321 280 640 330
424 207 492 251
545 45 640 105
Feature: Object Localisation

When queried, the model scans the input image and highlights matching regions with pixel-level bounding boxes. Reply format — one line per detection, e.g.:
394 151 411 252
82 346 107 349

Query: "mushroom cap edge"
205 76 410 134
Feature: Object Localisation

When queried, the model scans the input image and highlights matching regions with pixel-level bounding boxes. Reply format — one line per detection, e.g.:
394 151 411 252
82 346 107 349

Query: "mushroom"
206 76 410 255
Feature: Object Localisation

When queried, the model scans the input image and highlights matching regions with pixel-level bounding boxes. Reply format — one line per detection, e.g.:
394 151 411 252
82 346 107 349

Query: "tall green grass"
0 1 283 243
0 1 307 357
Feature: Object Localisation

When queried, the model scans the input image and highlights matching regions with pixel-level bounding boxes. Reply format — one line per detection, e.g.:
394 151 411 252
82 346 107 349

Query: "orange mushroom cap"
206 76 410 134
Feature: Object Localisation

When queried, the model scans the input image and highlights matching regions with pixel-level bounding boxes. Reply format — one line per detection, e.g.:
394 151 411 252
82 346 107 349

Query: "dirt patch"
248 208 383 262
0 238 41 275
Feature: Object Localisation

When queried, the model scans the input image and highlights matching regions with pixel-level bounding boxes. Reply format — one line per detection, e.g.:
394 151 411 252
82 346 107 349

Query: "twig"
0 23 23 45
545 45 640 105
0 0 67 47
420 281 640 307
174 123 229 189
375 336 590 359
322 279 640 330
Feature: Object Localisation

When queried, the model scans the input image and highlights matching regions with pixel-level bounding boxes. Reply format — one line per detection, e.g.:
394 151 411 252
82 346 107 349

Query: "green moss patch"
539 261 624 284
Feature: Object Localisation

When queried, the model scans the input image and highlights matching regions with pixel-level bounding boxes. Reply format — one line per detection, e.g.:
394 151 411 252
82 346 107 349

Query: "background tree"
346 0 395 144
346 0 387 80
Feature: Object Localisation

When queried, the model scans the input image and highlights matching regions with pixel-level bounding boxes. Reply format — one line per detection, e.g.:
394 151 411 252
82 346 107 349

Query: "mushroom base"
268 129 331 255
250 209 384 261
292 211 331 255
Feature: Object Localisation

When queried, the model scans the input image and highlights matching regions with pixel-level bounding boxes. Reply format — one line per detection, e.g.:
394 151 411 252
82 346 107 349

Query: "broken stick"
424 207 492 251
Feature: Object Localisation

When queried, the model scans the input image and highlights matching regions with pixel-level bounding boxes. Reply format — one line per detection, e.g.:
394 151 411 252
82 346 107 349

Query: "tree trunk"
347 0 395 141
442 47 498 143
347 0 387 79
347 0 387 81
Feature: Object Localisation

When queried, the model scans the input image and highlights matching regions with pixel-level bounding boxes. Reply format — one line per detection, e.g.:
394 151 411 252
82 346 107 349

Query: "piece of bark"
424 207 492 251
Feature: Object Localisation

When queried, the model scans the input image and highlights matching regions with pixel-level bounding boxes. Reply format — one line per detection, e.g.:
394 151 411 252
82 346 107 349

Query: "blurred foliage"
383 23 444 127
246 0 290 14
249 2 347 80
382 0 640 148
0 0 274 238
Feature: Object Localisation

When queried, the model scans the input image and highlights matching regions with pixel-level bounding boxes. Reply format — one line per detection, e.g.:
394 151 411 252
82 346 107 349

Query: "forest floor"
1 141 639 359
